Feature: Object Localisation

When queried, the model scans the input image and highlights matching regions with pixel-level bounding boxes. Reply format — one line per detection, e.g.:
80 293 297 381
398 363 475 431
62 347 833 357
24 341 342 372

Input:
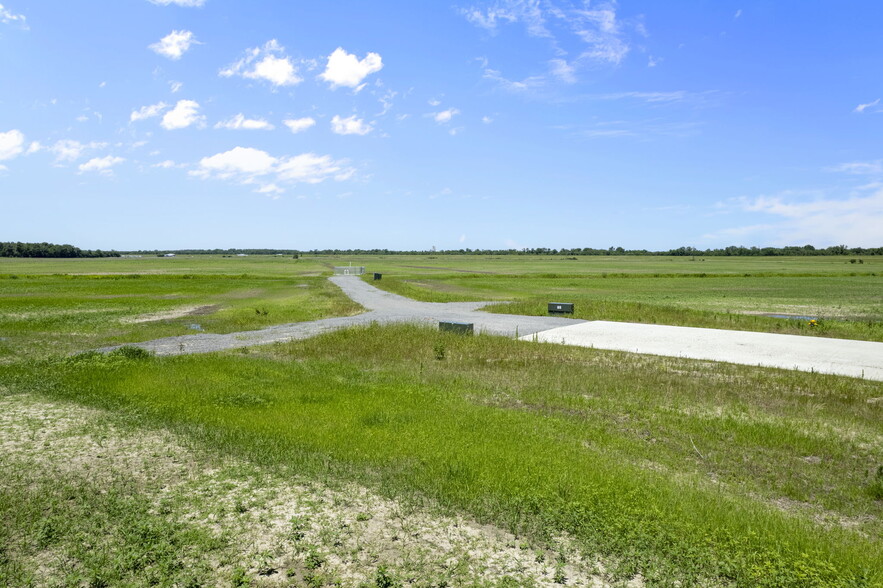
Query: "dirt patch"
0 394 624 587
120 305 219 324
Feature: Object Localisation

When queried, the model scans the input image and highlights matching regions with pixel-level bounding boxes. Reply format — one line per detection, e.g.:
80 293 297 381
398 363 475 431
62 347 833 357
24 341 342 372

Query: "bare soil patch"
0 393 620 587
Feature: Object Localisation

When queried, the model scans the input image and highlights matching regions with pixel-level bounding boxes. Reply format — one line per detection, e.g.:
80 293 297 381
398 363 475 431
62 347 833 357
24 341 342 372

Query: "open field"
341 255 883 342
0 256 362 361
1 254 881 586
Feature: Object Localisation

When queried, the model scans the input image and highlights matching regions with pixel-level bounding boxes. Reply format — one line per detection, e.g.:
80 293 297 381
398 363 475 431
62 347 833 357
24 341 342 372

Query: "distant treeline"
123 244 883 257
0 242 120 258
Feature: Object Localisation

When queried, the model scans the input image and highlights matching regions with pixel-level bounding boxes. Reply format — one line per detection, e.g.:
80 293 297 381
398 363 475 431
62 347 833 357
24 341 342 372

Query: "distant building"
164 253 176 257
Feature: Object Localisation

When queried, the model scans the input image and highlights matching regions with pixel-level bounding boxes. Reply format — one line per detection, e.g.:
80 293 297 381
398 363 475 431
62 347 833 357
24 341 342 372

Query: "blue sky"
1 1 882 251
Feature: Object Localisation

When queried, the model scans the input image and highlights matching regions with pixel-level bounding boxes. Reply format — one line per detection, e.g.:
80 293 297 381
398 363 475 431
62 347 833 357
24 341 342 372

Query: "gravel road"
99 276 883 380
98 276 583 356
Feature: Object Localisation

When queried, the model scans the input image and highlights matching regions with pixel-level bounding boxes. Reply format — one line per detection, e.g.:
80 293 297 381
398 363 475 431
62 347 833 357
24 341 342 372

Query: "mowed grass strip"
5 324 881 586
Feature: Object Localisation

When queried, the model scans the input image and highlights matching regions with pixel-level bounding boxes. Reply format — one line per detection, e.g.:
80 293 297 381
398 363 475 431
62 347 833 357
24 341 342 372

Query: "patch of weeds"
110 345 153 360
867 466 883 500
230 566 251 587
356 512 372 522
553 566 567 584
374 565 401 588
433 342 446 360
304 548 325 571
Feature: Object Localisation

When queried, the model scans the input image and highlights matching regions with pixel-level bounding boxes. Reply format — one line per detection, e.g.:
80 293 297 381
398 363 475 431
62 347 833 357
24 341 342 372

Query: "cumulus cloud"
214 114 274 130
78 156 125 174
283 117 316 133
130 102 168 122
220 40 302 88
319 47 383 90
148 0 205 6
149 30 197 60
0 129 25 160
433 108 460 124
0 4 27 28
191 146 355 194
161 100 203 130
330 115 373 135
26 141 41 154
152 160 178 168
854 98 880 113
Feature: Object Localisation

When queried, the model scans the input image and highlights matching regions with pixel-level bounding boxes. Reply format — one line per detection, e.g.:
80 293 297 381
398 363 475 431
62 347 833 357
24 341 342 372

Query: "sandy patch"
120 305 219 324
0 394 626 586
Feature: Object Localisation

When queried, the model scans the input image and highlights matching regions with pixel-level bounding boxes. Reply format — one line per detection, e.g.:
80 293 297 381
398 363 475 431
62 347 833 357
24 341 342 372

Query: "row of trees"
291 245 882 257
4 242 880 258
0 242 120 258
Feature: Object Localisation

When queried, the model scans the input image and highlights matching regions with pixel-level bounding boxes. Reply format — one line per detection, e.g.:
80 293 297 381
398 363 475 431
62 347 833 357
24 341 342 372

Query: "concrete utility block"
439 321 474 334
548 302 574 314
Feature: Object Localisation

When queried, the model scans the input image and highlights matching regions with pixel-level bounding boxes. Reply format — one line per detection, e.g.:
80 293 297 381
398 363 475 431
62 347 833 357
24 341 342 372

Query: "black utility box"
548 302 574 314
439 321 474 334
373 273 382 280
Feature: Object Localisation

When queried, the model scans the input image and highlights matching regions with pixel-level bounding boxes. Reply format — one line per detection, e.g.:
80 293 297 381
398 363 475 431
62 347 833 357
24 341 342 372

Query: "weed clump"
868 466 883 501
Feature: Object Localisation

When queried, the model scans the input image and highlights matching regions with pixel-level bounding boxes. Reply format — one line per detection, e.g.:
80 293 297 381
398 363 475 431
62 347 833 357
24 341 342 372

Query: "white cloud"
78 156 125 174
26 141 41 154
169 81 183 93
192 146 355 191
549 58 576 83
283 117 316 133
195 146 276 178
854 98 880 113
0 3 27 28
710 189 883 247
220 40 302 87
148 0 205 6
428 99 441 107
161 100 203 130
214 114 274 130
0 129 25 160
131 102 168 122
150 30 197 60
49 139 106 163
319 47 383 89
153 160 178 168
828 160 883 175
276 153 352 183
734 9 742 19
467 1 633 90
482 116 493 124
433 108 460 124
330 115 373 135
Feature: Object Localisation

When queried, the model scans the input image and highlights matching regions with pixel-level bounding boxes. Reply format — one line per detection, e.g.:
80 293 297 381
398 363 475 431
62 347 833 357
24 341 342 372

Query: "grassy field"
0 254 881 586
0 256 362 361
342 255 883 341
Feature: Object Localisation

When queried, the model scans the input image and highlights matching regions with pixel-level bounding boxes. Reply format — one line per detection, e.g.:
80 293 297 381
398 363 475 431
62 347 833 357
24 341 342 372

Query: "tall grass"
5 324 881 586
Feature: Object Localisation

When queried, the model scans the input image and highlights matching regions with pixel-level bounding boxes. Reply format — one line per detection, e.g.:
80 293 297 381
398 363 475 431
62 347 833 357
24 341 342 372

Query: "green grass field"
1 254 881 586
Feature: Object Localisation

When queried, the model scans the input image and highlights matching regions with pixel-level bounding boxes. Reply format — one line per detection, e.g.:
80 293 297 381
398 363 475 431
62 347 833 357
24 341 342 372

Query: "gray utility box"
439 321 474 334
373 273 382 280
548 302 574 314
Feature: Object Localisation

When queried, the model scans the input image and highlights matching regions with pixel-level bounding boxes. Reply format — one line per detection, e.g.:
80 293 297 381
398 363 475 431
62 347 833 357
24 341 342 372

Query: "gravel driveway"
100 276 883 380
98 276 582 356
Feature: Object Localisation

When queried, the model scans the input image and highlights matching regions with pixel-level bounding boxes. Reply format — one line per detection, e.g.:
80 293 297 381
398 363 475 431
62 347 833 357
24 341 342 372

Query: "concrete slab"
523 321 883 381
